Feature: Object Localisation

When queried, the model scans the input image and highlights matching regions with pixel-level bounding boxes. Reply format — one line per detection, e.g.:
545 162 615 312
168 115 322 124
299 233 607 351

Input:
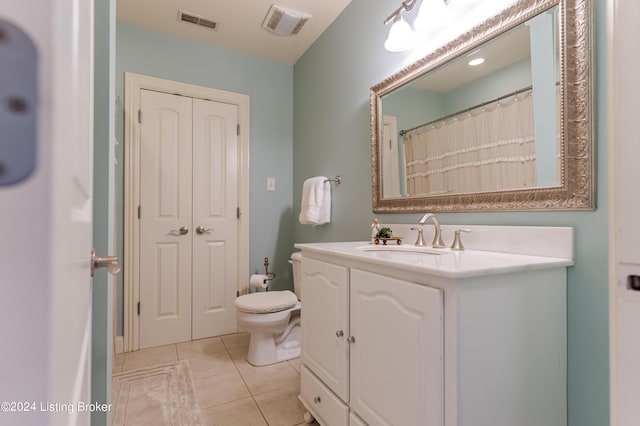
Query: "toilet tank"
289 252 303 299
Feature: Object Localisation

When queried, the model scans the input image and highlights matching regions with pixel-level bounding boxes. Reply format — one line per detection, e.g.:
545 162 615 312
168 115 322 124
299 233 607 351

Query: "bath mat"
112 360 202 426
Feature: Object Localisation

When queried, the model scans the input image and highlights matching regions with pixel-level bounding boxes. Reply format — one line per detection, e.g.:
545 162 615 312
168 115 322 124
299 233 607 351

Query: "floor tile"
201 397 267 426
187 351 237 378
113 353 124 374
192 369 251 409
177 337 227 360
288 357 301 373
235 358 301 396
254 384 307 426
122 344 177 371
221 332 250 351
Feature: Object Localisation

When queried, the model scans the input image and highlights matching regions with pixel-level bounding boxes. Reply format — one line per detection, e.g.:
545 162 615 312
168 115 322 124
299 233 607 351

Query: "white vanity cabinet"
300 257 444 426
297 236 571 426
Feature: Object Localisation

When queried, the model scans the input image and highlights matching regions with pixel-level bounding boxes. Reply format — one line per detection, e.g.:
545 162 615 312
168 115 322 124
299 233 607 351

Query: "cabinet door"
350 269 444 426
301 257 349 401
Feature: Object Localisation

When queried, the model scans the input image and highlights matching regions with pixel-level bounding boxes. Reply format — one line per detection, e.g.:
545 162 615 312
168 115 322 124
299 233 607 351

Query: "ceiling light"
468 57 485 66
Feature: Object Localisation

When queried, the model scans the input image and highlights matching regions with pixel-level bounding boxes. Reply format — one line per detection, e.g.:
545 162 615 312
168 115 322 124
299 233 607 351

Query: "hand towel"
299 176 331 225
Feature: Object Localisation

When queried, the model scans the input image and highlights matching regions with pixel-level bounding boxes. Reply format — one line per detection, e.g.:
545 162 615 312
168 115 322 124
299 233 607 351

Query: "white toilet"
235 252 303 366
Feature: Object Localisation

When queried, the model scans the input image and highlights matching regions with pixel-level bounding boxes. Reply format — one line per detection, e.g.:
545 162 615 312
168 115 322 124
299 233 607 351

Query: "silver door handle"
196 226 212 235
336 330 344 337
169 226 189 236
91 249 121 277
347 336 356 344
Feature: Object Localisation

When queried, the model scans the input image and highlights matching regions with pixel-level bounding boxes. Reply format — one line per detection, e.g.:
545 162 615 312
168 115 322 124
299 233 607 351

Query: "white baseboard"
115 336 124 354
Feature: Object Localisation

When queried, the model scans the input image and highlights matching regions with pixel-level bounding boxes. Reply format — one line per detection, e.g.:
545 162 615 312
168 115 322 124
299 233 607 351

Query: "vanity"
296 225 573 426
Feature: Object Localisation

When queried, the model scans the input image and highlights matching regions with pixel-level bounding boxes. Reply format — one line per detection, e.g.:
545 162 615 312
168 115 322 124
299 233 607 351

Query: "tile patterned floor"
114 333 317 426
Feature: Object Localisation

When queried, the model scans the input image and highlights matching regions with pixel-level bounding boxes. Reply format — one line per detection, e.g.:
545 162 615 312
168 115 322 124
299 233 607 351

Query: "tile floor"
114 333 317 426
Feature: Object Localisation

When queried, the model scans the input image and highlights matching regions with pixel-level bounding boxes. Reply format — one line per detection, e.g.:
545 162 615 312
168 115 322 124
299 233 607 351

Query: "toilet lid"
235 290 299 314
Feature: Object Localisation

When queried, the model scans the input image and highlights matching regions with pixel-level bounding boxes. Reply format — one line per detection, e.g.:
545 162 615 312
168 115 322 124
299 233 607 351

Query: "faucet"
416 213 445 248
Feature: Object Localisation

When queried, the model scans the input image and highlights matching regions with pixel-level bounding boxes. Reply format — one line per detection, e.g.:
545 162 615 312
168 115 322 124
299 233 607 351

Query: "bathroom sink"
356 244 448 255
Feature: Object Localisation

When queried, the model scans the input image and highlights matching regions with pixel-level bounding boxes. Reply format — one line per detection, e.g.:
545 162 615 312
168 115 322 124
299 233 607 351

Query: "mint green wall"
294 1 608 426
114 22 295 334
92 0 115 424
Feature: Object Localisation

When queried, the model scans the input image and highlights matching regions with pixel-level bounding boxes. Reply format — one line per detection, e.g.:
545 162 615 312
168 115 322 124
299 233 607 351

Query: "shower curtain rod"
399 85 533 136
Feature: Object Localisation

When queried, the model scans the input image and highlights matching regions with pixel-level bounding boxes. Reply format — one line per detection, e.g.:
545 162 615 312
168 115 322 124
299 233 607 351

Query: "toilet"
235 252 303 366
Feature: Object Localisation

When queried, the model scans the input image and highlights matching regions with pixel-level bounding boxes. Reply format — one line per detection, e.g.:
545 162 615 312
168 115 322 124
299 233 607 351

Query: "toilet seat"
235 290 298 314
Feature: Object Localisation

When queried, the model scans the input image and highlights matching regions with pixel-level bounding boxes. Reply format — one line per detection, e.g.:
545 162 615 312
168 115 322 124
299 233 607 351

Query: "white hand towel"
299 176 331 225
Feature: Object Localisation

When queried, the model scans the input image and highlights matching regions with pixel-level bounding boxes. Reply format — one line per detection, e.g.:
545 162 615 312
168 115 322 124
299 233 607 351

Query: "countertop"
294 241 574 279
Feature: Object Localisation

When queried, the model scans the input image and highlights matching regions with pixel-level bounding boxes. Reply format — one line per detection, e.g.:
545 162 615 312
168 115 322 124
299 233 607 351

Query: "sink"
356 244 448 255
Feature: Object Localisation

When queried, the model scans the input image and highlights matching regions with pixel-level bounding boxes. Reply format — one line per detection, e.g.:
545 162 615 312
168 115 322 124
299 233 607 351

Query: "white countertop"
294 241 574 279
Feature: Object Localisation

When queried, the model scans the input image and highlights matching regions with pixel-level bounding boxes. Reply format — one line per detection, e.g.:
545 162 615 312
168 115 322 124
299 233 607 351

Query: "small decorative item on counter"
374 227 403 245
371 218 381 242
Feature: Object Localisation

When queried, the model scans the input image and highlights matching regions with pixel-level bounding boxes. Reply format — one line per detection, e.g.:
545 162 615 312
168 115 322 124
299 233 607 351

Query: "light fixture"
384 0 464 52
468 57 485 66
445 0 482 5
414 0 452 32
384 14 417 52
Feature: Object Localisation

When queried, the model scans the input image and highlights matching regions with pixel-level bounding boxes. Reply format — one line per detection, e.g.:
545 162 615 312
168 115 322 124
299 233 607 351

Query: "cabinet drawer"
301 365 348 426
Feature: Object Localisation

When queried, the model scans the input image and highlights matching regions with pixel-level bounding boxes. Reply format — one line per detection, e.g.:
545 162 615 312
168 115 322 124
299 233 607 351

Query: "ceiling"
116 0 353 64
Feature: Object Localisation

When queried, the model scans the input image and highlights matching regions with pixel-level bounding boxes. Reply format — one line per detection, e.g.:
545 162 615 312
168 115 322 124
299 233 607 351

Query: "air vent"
262 5 311 36
177 10 218 31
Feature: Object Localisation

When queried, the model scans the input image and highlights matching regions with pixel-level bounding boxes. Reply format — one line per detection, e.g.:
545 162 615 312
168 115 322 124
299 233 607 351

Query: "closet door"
139 90 193 348
191 98 239 339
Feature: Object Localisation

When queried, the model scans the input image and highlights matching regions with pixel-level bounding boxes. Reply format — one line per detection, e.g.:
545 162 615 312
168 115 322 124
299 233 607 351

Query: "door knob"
169 226 189 236
336 330 344 337
91 249 121 277
196 226 212 235
347 336 356 344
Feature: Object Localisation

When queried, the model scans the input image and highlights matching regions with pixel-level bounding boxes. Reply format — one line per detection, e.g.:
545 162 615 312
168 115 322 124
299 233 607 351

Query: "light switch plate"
267 177 276 191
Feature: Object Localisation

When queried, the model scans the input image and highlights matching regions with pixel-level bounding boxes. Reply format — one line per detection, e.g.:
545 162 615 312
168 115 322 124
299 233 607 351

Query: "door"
139 90 238 348
139 90 193 348
0 1 95 425
350 269 444 426
191 98 238 339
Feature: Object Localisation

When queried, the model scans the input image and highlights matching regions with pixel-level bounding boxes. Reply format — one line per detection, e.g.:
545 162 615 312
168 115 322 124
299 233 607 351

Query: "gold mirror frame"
371 0 594 213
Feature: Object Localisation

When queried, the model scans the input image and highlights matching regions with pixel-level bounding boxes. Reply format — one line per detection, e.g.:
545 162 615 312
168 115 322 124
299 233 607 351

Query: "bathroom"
113 0 606 425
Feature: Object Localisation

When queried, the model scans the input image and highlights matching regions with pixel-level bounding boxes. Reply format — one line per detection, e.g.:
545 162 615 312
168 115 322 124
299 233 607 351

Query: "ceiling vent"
262 5 311 36
177 10 218 31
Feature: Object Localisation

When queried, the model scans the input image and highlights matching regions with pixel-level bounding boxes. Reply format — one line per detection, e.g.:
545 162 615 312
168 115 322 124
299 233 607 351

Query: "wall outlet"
267 177 276 191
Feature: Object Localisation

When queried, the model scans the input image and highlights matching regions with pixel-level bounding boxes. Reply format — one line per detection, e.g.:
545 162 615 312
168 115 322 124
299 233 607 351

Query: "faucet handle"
410 227 426 247
451 228 472 251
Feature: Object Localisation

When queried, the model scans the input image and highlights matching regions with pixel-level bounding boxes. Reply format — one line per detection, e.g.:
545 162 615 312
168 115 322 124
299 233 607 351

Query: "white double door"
139 89 238 349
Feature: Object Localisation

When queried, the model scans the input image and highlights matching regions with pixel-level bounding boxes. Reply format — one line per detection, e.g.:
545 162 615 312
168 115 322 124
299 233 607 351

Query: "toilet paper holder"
263 257 276 283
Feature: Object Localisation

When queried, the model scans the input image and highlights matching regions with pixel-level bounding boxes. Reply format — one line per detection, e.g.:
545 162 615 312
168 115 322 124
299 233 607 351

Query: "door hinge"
236 124 240 136
137 302 140 316
236 206 241 219
138 205 141 219
138 109 142 123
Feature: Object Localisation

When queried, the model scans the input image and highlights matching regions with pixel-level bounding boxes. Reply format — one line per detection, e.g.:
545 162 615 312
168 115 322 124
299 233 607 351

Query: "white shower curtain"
404 91 536 196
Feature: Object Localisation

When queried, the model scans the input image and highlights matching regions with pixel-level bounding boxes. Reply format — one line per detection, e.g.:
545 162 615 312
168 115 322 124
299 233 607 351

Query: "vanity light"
384 14 417 52
384 0 478 52
414 0 452 32
445 0 482 5
468 57 485 66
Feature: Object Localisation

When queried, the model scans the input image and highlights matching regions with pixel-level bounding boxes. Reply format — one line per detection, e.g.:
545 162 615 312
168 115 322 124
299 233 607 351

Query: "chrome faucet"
417 213 445 248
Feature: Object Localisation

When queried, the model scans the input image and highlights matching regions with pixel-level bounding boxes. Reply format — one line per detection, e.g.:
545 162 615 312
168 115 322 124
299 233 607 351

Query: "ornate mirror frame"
371 0 594 213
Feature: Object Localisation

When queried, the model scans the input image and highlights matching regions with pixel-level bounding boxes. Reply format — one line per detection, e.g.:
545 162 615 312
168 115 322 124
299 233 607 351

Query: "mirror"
371 0 594 212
